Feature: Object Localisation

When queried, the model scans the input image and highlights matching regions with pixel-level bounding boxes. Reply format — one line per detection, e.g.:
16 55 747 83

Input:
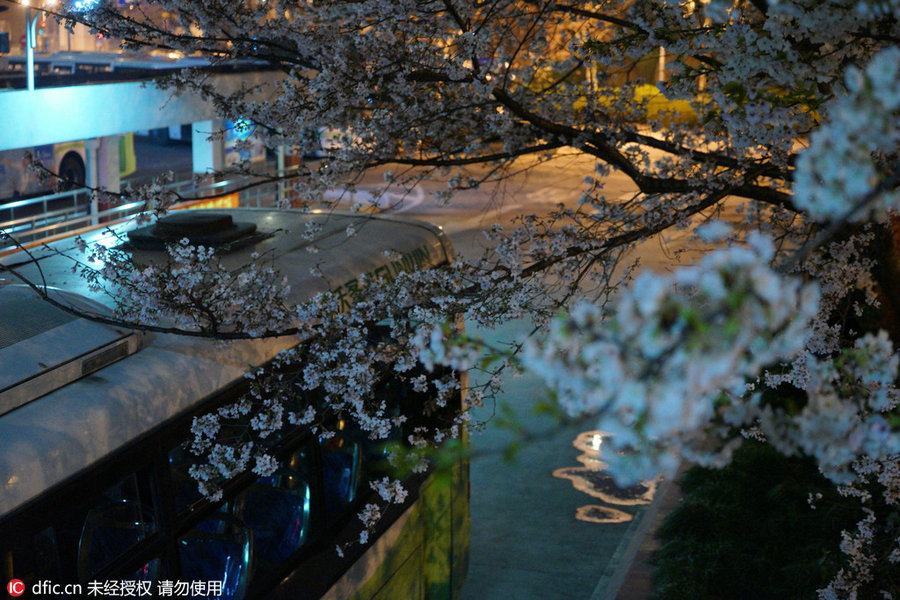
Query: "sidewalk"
456 319 682 600
605 473 682 600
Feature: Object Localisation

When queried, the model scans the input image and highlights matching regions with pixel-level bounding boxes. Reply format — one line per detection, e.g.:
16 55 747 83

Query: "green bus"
0 208 469 599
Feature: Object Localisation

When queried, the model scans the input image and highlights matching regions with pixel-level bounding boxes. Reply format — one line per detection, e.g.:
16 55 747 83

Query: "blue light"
71 0 100 11
229 117 256 138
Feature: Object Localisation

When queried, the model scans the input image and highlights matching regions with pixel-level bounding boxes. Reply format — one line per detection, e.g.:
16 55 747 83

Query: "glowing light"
554 430 661 524
228 117 257 139
72 0 101 10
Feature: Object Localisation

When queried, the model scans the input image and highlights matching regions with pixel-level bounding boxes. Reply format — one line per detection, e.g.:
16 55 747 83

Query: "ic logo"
7 579 25 597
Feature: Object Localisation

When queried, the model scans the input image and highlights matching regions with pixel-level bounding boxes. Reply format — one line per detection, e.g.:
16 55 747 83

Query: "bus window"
2 528 62 591
346 379 408 473
178 514 252 600
76 471 158 581
169 443 205 516
321 435 362 516
233 447 313 572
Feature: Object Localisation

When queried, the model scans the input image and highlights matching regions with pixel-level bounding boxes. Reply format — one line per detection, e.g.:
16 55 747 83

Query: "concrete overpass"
0 67 285 191
0 68 283 150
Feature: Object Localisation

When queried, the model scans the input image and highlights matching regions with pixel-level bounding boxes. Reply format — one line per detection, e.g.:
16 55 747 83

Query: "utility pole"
25 4 37 91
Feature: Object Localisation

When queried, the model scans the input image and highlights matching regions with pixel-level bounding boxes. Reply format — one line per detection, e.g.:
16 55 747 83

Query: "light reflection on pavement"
553 431 659 523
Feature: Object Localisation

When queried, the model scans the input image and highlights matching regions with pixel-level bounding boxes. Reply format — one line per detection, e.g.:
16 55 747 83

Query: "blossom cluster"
762 332 900 483
77 238 293 336
36 0 900 593
523 234 821 483
794 48 900 222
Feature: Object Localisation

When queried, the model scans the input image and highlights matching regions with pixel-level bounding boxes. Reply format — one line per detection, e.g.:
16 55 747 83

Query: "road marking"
322 185 425 212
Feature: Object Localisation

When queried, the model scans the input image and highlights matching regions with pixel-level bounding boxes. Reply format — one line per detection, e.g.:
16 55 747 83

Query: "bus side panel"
0 150 17 199
51 141 83 163
370 540 424 600
118 133 137 178
327 457 468 600
325 501 425 600
422 470 454 600
450 441 471 597
33 145 56 169
450 368 471 597
0 147 54 200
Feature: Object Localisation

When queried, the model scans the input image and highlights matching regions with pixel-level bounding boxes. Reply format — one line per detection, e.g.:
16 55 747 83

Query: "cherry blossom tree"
4 0 900 595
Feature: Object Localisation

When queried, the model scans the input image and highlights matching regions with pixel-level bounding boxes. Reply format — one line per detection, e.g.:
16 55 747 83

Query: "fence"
0 169 304 253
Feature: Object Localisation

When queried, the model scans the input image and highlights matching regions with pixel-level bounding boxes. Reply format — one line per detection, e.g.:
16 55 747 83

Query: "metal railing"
0 180 251 251
0 188 91 245
0 168 307 252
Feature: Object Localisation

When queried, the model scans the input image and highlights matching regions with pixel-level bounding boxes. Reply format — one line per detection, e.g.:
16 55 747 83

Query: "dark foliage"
651 442 861 600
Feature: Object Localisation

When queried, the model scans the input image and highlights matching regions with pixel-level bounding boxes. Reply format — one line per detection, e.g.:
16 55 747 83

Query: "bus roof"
0 208 452 518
